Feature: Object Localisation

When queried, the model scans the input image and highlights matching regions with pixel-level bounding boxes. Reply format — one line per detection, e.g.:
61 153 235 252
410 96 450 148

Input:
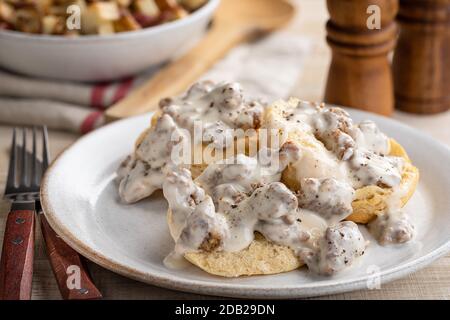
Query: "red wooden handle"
40 215 102 300
0 210 35 300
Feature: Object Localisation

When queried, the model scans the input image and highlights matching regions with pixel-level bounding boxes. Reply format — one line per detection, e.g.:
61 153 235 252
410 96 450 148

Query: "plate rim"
40 108 450 298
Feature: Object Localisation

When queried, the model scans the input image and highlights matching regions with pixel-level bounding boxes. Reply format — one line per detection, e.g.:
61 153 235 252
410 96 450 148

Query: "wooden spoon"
105 0 295 122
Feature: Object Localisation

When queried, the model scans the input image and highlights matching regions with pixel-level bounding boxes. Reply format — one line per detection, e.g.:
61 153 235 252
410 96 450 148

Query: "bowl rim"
0 0 220 43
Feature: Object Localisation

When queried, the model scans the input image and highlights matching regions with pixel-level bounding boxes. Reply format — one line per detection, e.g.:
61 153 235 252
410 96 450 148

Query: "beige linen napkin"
0 31 311 133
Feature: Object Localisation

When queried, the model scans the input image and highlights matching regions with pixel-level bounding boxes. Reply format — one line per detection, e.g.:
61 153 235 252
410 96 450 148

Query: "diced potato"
168 7 187 20
0 0 15 24
89 2 120 21
115 0 131 7
133 12 161 27
155 0 187 19
73 0 86 7
178 0 207 11
14 8 41 33
134 0 159 17
97 20 115 34
114 9 141 32
53 0 74 4
81 4 98 33
42 14 65 34
47 5 67 16
0 0 205 35
35 0 54 14
4 0 28 5
155 0 176 11
82 1 120 34
42 15 57 33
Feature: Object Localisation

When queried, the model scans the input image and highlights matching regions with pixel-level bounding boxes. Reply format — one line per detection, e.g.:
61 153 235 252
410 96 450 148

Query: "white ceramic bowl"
0 0 219 82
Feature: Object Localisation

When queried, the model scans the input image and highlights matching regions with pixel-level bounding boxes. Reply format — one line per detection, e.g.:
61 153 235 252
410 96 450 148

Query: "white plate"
41 109 450 298
0 0 219 81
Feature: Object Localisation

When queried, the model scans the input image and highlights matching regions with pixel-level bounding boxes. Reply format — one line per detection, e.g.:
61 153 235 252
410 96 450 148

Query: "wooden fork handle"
0 209 35 300
40 215 102 300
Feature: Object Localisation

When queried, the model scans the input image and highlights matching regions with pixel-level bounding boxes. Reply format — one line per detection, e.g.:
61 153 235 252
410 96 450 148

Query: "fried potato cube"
155 0 187 19
134 0 160 17
4 0 31 5
115 0 132 7
82 2 120 34
88 2 120 21
1 0 195 35
97 20 115 34
14 8 41 33
0 0 15 24
114 8 141 32
155 0 178 11
42 14 65 34
35 0 54 14
47 5 67 16
53 0 74 4
81 9 97 33
178 0 207 11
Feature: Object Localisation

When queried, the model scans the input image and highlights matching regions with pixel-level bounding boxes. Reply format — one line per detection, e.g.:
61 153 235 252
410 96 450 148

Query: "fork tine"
31 126 38 187
42 126 50 172
5 128 17 190
20 127 28 186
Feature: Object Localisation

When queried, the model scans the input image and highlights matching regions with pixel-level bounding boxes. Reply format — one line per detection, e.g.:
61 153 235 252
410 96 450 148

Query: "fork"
0 127 102 300
37 129 102 300
0 127 42 300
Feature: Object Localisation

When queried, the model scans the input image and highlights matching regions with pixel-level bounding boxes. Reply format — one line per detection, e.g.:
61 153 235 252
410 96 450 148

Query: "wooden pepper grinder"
324 0 399 116
393 0 450 114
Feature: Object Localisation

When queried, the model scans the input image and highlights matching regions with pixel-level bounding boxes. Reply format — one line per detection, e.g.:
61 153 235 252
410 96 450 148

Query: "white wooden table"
0 0 449 299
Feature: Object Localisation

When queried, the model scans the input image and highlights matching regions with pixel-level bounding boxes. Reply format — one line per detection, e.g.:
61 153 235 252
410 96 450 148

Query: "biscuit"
166 99 419 277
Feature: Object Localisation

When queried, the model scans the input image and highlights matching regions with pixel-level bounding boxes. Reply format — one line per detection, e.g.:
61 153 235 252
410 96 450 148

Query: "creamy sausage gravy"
117 82 416 276
117 81 264 203
117 114 190 203
160 81 264 148
163 148 367 275
266 100 404 189
265 100 414 245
